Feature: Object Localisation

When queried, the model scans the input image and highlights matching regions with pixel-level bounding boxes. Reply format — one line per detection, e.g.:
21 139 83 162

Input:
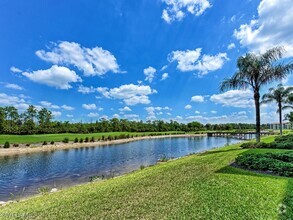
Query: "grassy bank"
0 137 291 219
0 131 190 145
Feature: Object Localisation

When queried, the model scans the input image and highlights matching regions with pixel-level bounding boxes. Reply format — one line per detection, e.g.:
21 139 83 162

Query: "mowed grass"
0 137 291 219
0 131 184 144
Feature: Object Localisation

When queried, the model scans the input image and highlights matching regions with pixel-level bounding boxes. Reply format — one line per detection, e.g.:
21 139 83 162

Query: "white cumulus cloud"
161 0 211 23
185 104 192 109
82 104 97 110
52 111 62 117
36 41 120 76
5 83 23 90
234 0 293 57
97 84 157 106
210 90 254 108
22 65 82 90
10 66 22 73
77 85 98 94
191 95 204 102
0 93 29 111
161 73 169 80
40 101 60 109
144 66 156 83
87 112 99 118
168 48 228 75
227 43 235 50
119 106 132 113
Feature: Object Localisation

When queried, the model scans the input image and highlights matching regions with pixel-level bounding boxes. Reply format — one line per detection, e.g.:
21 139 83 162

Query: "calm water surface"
0 136 240 201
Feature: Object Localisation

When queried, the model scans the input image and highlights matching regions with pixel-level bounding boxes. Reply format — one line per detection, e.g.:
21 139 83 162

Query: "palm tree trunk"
278 102 283 135
254 91 261 142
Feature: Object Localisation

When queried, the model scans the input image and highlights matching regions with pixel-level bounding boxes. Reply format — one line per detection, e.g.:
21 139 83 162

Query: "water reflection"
0 136 239 201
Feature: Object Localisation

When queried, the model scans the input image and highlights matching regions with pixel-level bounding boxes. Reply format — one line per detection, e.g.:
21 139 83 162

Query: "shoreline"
0 134 206 157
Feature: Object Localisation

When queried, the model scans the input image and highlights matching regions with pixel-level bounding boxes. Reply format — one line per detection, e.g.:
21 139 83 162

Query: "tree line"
0 105 261 135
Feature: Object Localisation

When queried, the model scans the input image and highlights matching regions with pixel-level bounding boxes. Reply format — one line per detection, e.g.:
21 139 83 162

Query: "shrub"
13 143 19 147
79 138 84 143
38 187 49 194
26 143 30 147
74 138 79 143
158 155 169 162
90 137 95 142
89 175 103 182
275 134 293 143
50 141 55 145
62 138 69 143
240 141 292 150
140 165 145 170
42 141 47 145
4 141 10 148
235 152 293 177
85 137 89 143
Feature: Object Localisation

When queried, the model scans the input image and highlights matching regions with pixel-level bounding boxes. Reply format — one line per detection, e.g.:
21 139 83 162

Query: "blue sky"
0 0 292 124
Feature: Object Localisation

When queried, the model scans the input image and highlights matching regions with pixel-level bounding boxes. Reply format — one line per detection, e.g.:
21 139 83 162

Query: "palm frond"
260 47 284 64
282 105 293 110
259 62 293 86
219 76 250 92
261 93 275 102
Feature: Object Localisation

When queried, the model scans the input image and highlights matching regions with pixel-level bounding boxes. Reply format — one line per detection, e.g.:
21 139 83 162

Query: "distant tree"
187 121 204 131
261 84 293 135
23 105 37 133
0 107 5 134
26 105 37 122
220 47 293 142
4 106 19 128
38 108 53 131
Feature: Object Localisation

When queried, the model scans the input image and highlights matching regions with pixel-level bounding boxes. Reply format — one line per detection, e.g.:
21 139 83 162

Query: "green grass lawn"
0 137 291 219
0 131 187 145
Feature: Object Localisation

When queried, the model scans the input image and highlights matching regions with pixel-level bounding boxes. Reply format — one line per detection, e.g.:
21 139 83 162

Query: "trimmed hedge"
241 135 293 150
235 152 293 177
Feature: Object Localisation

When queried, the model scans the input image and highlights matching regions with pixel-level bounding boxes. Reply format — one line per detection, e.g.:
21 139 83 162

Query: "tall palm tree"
220 47 293 142
261 84 293 135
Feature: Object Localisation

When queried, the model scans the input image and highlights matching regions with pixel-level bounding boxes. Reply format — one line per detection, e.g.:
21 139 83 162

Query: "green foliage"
275 134 293 143
62 137 69 143
89 175 104 182
50 141 55 145
0 107 5 134
90 137 95 142
158 155 169 162
13 143 19 147
38 187 49 194
42 141 47 145
235 152 293 177
241 135 293 149
3 141 10 148
79 138 84 143
285 112 293 123
85 137 89 143
261 84 293 135
74 137 79 143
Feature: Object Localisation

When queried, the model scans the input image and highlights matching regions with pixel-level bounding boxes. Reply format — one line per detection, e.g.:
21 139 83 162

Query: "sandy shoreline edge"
0 134 206 157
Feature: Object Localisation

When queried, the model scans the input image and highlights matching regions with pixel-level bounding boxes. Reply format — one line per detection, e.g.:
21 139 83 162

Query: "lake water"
0 136 240 201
